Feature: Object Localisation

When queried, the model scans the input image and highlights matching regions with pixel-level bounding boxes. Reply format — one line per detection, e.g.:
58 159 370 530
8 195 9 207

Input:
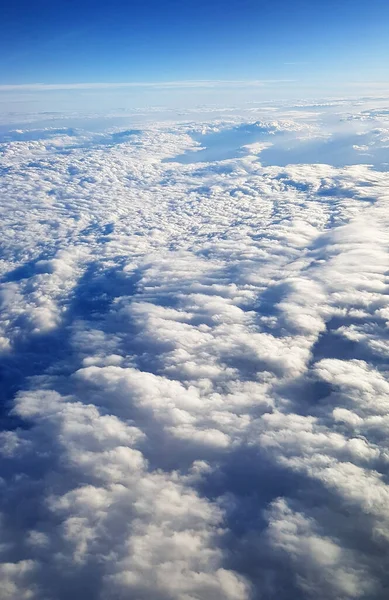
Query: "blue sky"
2 0 389 86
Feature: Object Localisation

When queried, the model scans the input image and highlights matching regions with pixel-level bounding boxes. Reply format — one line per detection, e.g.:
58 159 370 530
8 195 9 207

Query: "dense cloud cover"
1 98 389 599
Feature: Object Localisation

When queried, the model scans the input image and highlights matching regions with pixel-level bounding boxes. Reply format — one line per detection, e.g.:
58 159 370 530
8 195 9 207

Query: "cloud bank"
1 98 389 599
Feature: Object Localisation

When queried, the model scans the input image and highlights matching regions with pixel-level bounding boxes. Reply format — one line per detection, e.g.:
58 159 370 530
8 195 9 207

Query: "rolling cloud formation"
1 99 389 599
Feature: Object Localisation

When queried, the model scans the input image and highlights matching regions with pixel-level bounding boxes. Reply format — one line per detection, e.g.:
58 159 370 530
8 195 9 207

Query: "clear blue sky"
1 0 389 85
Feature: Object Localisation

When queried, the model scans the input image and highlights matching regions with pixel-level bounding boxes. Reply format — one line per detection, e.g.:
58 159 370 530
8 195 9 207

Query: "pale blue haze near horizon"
1 0 389 110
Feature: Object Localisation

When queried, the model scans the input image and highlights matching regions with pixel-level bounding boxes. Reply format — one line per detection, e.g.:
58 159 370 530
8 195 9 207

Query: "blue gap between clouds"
166 123 389 168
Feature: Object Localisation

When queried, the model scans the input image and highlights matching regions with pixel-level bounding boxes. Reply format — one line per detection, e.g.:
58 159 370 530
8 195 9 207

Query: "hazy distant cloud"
0 79 296 92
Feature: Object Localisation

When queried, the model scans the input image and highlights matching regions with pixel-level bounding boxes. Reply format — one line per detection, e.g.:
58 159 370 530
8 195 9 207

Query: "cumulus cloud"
1 98 389 598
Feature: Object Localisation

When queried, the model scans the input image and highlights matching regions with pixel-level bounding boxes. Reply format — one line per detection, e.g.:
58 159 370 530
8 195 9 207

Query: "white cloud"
265 498 375 598
1 99 389 598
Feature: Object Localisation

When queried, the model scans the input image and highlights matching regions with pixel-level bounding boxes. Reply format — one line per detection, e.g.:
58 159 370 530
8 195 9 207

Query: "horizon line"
0 79 297 92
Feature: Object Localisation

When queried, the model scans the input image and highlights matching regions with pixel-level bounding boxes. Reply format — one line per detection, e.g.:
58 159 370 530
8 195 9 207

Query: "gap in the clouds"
198 447 300 528
62 128 143 151
0 124 143 154
0 128 79 143
210 442 389 599
259 133 389 169
197 446 375 600
0 254 65 429
310 315 389 367
0 257 142 431
166 121 389 170
274 374 335 418
198 448 306 599
164 122 284 164
0 328 76 431
1 252 55 284
272 312 389 421
70 261 138 318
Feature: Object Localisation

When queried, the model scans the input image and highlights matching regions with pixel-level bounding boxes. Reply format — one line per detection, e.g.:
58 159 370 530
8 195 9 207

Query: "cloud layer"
1 98 389 599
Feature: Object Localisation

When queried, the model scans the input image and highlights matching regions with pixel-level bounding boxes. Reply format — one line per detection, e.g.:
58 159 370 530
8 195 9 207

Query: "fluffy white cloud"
1 98 389 598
